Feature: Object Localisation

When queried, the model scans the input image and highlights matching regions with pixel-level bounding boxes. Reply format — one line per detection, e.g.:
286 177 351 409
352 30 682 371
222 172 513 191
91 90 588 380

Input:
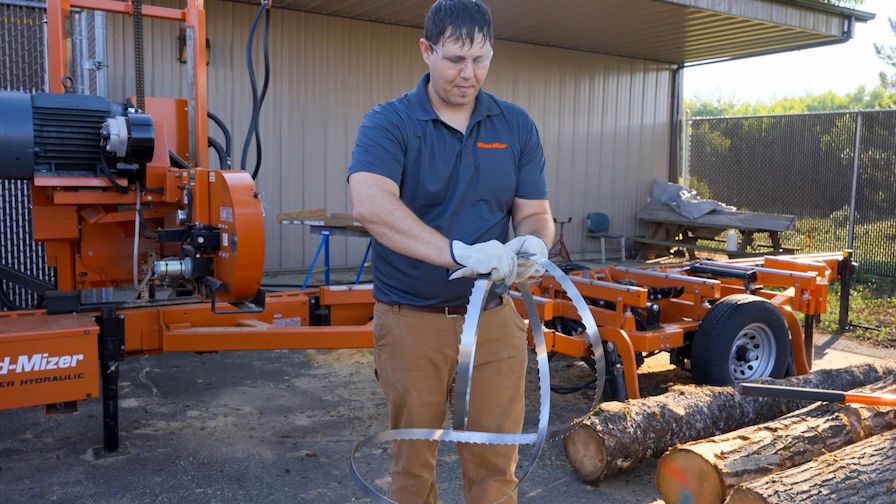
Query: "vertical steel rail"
838 249 853 330
846 112 862 250
73 9 85 93
94 11 107 96
45 0 68 93
669 64 684 182
186 0 208 168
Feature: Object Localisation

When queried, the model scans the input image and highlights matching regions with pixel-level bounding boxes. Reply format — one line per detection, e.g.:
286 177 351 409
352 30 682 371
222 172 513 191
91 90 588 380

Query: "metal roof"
248 0 874 64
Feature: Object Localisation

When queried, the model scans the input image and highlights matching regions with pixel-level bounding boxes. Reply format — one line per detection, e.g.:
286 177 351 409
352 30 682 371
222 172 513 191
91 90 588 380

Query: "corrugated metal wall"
105 0 672 270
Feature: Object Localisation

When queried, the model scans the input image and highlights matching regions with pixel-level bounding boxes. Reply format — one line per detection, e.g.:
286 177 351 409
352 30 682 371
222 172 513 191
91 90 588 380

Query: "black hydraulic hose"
551 378 598 395
0 284 29 311
239 4 264 172
208 136 227 170
252 6 271 180
240 2 271 180
100 155 131 193
169 150 191 169
207 111 232 168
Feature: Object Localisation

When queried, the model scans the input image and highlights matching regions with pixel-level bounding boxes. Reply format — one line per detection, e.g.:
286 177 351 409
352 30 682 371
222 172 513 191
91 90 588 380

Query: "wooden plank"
276 209 362 228
632 237 728 253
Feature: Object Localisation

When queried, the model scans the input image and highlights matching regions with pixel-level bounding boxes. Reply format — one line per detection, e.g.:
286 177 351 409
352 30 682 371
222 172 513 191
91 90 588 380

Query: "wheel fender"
777 304 811 375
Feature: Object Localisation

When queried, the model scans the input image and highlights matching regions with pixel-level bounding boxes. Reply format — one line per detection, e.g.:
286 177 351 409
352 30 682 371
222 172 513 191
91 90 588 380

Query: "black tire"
691 294 790 385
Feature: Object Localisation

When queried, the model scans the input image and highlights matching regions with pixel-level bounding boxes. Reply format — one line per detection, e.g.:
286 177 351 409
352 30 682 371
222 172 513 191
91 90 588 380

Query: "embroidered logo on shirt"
476 142 508 149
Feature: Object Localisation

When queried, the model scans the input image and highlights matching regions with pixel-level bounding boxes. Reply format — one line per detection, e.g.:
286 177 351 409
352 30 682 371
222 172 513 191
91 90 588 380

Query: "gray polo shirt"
348 73 548 306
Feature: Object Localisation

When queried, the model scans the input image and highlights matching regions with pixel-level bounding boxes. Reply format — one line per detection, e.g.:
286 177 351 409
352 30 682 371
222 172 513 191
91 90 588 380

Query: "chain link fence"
1 2 107 309
687 110 896 277
1 0 52 310
0 0 45 92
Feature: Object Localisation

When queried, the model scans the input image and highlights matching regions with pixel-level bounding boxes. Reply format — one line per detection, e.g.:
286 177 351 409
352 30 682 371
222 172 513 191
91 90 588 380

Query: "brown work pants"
372 296 528 504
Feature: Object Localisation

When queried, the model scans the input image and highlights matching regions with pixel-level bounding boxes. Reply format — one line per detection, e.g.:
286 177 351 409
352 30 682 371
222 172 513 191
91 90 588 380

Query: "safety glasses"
429 41 493 70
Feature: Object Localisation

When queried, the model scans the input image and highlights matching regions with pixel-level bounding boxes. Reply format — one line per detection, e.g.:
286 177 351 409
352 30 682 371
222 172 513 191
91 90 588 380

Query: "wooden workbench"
635 206 797 260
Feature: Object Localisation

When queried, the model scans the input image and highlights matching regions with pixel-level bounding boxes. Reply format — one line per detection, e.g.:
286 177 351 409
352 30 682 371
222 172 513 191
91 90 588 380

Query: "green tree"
875 17 896 107
684 86 893 118
816 0 864 7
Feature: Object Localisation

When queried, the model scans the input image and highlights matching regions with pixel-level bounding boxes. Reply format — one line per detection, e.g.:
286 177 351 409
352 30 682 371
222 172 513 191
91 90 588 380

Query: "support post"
847 113 862 249
838 250 853 331
803 313 815 369
354 239 372 284
668 64 684 183
96 307 125 453
323 231 331 286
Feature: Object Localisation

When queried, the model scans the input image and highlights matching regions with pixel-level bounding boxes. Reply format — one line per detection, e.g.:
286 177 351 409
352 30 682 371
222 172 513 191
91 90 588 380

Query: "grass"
819 274 896 348
784 217 896 277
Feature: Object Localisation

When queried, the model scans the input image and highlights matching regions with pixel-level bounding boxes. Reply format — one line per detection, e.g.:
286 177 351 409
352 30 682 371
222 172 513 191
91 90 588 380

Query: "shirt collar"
410 72 501 123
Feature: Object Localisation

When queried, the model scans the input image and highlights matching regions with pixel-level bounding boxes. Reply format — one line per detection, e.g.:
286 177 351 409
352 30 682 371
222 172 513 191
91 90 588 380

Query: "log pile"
655 374 896 504
563 362 896 483
726 429 896 504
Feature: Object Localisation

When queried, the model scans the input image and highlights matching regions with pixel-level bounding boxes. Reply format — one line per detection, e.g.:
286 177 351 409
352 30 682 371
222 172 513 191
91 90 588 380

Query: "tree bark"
725 429 896 504
656 374 896 504
563 362 896 483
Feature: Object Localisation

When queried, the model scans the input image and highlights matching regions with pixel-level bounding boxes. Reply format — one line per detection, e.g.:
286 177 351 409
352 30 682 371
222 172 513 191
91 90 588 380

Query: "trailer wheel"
691 294 790 385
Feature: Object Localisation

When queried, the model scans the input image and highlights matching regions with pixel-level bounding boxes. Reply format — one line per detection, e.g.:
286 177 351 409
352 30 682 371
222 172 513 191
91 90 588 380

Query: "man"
347 1 554 502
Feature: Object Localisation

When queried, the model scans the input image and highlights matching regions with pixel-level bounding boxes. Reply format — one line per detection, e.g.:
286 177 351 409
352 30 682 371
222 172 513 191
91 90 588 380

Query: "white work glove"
449 240 517 282
504 235 549 283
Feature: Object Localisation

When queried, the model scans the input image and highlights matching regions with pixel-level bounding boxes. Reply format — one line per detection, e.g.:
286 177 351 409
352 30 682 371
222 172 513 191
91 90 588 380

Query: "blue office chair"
586 212 626 262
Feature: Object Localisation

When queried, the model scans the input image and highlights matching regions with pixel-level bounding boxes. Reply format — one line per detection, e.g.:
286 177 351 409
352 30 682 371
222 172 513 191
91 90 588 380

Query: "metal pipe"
681 108 690 187
186 25 196 163
847 113 862 249
94 11 107 97
75 9 88 94
669 64 684 182
41 8 49 92
0 0 47 9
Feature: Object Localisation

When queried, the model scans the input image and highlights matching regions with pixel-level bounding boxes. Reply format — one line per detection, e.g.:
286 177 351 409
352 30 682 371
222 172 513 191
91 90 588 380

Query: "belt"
398 292 503 316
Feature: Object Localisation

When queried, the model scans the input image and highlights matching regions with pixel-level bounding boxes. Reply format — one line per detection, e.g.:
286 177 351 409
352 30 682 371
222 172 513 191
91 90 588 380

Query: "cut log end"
563 426 607 482
656 448 725 504
726 488 767 504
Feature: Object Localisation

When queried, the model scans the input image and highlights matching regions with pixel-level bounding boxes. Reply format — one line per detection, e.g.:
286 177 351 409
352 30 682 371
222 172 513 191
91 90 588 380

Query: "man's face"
421 33 493 108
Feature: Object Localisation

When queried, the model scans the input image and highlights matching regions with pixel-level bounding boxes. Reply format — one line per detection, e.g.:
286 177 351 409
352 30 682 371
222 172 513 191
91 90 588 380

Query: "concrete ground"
2 329 893 503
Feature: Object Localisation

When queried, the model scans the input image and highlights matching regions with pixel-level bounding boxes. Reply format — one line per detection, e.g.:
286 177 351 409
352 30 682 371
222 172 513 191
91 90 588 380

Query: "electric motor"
0 91 154 180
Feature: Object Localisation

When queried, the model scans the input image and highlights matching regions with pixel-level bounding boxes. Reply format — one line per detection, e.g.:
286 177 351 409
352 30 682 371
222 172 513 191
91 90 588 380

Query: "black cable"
252 7 271 180
240 3 265 174
551 378 598 395
208 137 227 170
207 111 232 168
240 2 271 180
100 155 131 193
0 283 29 311
136 206 153 239
169 150 191 169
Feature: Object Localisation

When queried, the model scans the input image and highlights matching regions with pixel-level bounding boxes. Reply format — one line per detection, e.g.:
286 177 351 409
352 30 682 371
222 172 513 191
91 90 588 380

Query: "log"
725 429 896 504
563 362 896 483
656 374 896 504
